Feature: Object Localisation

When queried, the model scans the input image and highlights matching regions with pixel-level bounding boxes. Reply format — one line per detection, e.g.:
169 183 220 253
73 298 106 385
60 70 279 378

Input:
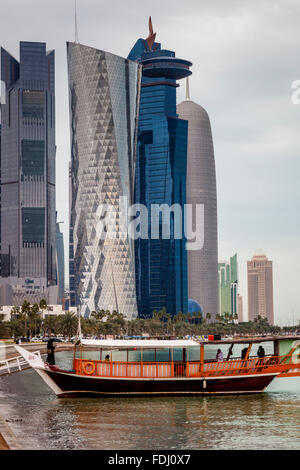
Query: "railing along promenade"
74 354 293 379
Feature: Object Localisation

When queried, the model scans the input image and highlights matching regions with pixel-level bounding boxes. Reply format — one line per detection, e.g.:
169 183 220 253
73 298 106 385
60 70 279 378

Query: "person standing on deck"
216 349 223 362
257 346 265 358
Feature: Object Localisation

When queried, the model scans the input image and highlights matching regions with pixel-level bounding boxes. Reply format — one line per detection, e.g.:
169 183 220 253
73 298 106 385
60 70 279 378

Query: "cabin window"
155 349 171 362
80 350 99 361
188 347 201 362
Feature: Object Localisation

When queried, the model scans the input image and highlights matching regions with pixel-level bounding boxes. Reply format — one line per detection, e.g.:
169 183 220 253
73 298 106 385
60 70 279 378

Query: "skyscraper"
218 254 238 318
67 42 141 318
0 42 57 305
237 294 243 322
247 250 274 324
55 218 65 306
177 80 218 318
128 19 191 317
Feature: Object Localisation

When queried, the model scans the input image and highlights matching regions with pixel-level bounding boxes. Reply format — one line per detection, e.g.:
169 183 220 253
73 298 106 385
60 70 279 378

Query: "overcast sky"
1 0 299 325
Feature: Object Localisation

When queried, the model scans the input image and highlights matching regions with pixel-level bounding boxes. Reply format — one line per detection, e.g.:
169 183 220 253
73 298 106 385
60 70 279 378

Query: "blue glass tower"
128 19 191 317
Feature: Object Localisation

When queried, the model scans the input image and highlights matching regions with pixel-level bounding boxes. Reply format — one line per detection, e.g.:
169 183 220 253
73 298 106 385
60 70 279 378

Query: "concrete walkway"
0 413 22 450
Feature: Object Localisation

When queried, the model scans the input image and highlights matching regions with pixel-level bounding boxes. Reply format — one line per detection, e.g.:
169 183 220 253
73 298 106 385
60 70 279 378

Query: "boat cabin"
73 336 300 379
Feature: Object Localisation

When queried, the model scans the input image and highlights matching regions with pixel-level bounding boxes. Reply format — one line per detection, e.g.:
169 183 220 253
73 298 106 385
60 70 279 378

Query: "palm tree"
21 300 31 337
186 312 192 324
39 299 47 321
42 315 59 337
206 312 211 324
28 303 40 338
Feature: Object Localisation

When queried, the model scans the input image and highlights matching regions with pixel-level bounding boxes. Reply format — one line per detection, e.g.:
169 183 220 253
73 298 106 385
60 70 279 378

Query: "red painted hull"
45 369 277 398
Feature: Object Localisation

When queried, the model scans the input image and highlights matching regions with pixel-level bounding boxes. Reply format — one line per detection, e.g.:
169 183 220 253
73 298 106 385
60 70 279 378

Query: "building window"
22 90 44 119
22 207 45 244
22 139 45 176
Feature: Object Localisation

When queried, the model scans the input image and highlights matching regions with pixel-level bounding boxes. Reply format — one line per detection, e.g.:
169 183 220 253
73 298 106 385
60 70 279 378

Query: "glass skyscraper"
218 254 238 317
128 21 191 317
0 42 57 305
67 42 141 318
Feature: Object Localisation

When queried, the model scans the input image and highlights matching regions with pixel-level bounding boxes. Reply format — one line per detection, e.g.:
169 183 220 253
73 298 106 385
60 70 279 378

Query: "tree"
0 315 10 339
58 312 78 340
42 315 59 337
27 303 40 338
21 300 31 337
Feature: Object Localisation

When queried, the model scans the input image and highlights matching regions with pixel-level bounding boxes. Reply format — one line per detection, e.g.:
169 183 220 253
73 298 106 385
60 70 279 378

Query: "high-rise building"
68 161 76 308
128 19 191 317
218 254 238 318
247 250 274 324
0 42 57 305
67 42 141 318
177 79 218 318
55 218 65 305
237 293 243 322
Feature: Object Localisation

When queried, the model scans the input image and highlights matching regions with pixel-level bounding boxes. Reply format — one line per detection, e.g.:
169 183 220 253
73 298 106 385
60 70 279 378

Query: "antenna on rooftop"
186 76 191 101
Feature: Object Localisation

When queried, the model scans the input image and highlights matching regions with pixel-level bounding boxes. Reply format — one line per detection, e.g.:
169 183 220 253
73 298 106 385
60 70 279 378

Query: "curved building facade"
177 89 218 318
67 42 141 318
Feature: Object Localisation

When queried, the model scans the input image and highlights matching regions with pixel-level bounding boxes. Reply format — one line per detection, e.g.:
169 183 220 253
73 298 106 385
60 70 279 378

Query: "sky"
0 0 299 325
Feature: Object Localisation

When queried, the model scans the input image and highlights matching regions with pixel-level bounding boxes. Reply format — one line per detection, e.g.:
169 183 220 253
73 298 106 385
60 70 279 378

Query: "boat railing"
0 350 42 376
73 354 293 379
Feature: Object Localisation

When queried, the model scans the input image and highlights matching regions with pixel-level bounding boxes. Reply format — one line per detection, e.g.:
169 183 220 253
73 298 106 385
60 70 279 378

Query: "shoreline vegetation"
0 301 299 341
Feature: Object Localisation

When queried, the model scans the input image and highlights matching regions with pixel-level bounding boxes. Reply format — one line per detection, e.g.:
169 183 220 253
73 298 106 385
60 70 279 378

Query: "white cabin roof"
80 339 200 349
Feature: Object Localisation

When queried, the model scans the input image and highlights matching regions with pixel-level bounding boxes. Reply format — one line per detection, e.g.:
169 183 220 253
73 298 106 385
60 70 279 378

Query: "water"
1 351 300 450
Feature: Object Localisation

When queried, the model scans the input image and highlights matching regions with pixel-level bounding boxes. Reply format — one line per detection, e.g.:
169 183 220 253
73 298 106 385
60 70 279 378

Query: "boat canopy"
79 339 200 349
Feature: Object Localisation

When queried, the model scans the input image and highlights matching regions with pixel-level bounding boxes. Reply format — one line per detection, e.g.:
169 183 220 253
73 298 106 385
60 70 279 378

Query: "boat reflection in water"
15 336 300 398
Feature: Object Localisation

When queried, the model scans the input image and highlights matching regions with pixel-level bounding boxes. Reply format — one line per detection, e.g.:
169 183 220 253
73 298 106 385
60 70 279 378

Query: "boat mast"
110 258 119 313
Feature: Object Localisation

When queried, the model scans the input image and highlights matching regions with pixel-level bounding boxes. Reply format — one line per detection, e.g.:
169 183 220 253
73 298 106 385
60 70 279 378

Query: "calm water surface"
1 351 300 450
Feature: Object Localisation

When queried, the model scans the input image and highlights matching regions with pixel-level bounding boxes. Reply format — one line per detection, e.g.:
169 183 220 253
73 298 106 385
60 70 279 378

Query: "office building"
247 250 274 324
128 18 191 317
177 79 218 318
237 293 243 322
55 218 65 305
0 42 57 305
218 253 238 318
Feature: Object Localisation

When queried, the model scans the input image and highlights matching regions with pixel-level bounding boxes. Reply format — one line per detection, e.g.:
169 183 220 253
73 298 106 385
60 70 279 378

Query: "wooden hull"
45 369 278 398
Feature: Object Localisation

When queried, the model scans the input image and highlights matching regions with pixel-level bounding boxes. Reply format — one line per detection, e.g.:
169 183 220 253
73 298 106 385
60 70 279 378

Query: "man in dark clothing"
241 347 248 360
257 346 265 358
46 338 56 365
